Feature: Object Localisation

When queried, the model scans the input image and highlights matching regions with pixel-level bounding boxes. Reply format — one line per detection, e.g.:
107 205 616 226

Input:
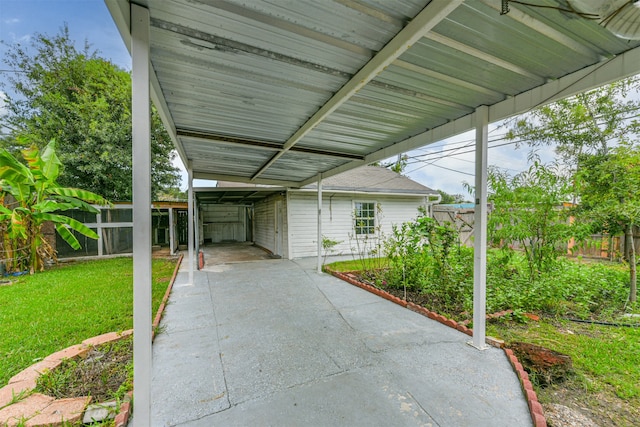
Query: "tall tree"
506 77 640 166
507 77 640 302
576 143 640 302
487 161 579 279
0 25 180 200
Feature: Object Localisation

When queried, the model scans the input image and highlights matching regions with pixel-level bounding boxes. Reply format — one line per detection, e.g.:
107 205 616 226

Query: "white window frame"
353 200 377 235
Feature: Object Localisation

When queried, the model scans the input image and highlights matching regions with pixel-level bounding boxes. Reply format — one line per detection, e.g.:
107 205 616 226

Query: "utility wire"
406 110 640 165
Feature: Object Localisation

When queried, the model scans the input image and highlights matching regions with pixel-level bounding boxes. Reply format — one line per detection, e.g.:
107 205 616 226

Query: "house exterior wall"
287 191 427 259
200 204 246 243
253 194 288 258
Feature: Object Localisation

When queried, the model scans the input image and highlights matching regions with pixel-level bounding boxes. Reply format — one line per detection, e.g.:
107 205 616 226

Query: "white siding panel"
200 204 246 243
288 192 426 258
253 194 288 258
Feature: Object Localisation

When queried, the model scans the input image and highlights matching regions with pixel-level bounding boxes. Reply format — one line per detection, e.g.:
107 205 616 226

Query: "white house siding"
200 204 246 243
253 194 288 258
288 191 426 259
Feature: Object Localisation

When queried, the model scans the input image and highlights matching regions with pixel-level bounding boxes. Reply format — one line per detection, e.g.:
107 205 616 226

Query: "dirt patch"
346 275 468 320
509 342 572 387
540 383 640 427
36 337 132 402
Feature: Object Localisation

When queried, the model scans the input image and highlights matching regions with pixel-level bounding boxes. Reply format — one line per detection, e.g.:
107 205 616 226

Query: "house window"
354 202 376 235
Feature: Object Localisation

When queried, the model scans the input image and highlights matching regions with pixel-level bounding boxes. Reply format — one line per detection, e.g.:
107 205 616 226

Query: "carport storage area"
253 193 288 258
200 204 249 244
196 187 286 257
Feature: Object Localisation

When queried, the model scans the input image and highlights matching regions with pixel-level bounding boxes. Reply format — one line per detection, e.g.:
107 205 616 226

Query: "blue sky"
0 1 549 195
0 1 130 70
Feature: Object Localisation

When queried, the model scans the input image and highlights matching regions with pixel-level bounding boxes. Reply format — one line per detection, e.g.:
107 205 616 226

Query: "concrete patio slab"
149 255 532 426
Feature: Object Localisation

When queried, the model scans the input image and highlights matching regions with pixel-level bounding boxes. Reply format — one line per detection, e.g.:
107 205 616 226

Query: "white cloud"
4 18 20 25
6 32 31 43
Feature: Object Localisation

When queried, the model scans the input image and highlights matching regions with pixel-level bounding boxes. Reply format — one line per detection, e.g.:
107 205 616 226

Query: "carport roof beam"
177 129 365 160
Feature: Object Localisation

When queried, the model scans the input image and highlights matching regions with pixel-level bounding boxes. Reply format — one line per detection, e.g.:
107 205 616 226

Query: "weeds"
321 235 342 267
35 337 133 402
0 389 31 410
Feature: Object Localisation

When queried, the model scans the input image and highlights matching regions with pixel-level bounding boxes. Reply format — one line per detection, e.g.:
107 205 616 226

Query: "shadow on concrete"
151 256 532 426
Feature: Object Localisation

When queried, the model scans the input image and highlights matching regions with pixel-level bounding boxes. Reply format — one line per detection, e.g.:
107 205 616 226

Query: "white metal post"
195 201 200 268
188 163 194 284
96 209 103 257
471 105 489 350
317 174 323 273
168 207 175 255
131 3 152 425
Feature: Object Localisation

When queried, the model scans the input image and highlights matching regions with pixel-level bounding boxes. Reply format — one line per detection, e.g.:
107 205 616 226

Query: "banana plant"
0 140 110 273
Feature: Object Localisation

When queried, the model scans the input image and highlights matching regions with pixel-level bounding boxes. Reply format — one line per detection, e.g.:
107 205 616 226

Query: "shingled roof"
304 166 436 195
217 166 436 195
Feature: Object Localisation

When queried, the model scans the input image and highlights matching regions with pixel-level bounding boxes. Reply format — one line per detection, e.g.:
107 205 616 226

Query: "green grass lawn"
0 256 177 386
323 257 389 272
488 319 640 424
489 320 640 399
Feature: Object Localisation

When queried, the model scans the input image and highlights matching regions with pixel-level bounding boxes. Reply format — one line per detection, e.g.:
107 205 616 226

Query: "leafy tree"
0 140 109 274
506 77 640 299
371 154 408 174
487 161 580 279
576 143 640 302
437 189 466 204
0 25 180 200
155 186 187 202
506 77 640 166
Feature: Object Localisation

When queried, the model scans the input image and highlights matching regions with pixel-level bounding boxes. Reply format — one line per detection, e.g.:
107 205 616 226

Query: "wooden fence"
432 204 640 260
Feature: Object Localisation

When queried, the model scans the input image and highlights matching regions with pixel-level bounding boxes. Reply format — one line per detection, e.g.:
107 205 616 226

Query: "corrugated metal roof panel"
108 0 640 187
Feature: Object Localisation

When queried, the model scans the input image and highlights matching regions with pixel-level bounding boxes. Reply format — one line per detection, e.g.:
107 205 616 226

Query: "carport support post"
471 105 489 350
195 200 200 267
169 207 175 255
317 174 323 273
188 162 194 284
131 3 152 425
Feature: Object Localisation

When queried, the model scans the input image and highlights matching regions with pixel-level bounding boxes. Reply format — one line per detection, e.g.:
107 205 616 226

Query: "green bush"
376 211 633 320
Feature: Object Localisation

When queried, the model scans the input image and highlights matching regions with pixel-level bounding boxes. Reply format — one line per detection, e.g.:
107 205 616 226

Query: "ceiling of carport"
107 0 640 187
195 187 285 204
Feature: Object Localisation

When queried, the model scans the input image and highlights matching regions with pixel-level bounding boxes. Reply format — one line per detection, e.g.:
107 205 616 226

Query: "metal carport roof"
107 0 640 188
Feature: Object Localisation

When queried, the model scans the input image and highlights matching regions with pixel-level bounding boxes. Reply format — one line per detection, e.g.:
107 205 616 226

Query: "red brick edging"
326 268 546 427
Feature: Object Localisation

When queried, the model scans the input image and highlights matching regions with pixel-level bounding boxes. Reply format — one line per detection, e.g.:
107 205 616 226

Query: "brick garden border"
0 254 183 427
326 268 546 427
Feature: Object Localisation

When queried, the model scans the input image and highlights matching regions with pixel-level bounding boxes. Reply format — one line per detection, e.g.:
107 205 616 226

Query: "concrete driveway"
150 256 532 426
199 242 275 265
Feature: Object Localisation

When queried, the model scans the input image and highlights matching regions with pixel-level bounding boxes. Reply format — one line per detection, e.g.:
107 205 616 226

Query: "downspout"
424 193 442 217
